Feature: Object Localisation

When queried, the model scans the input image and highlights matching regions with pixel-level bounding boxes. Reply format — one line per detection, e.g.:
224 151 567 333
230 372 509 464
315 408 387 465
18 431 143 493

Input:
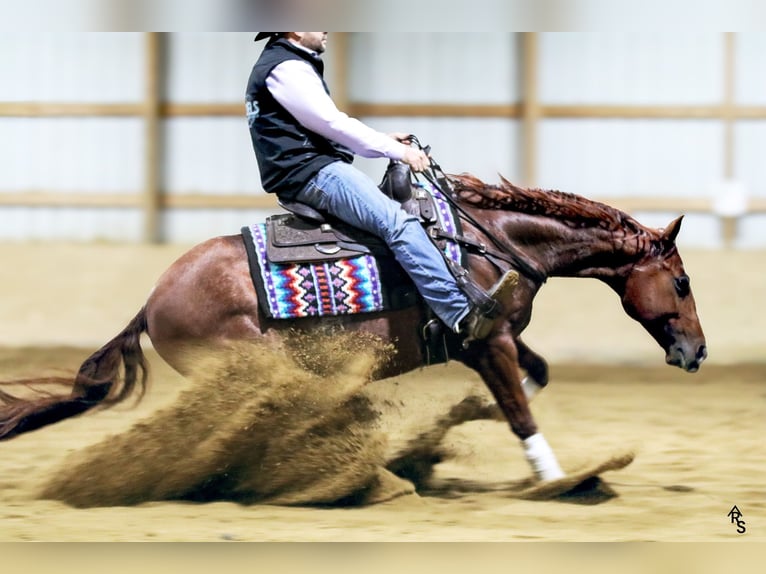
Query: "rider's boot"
458 269 519 345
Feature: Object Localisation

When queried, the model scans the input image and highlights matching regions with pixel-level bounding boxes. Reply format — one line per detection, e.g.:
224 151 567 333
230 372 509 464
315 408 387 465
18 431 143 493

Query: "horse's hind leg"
516 338 548 401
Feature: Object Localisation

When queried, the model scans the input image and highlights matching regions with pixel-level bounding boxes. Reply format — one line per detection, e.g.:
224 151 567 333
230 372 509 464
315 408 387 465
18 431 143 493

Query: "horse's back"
145 233 431 377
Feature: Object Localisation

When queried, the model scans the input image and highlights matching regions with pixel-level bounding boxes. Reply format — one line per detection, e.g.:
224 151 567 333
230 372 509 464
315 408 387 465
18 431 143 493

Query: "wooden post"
331 33 350 113
143 32 162 243
521 33 540 187
721 32 738 248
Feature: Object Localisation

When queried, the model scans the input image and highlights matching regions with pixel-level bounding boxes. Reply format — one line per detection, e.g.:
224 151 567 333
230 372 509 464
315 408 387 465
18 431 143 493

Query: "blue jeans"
294 161 470 329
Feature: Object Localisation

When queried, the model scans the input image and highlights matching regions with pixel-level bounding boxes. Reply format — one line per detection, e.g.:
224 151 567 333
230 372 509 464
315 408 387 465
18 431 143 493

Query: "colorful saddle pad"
241 185 463 320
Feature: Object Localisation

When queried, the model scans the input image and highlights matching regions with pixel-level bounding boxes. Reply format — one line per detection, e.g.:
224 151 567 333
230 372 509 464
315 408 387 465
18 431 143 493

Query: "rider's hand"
388 132 412 144
401 147 429 172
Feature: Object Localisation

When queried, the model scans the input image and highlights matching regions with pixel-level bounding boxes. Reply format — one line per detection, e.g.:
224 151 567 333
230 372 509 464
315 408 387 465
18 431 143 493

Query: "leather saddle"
266 212 387 263
266 161 438 264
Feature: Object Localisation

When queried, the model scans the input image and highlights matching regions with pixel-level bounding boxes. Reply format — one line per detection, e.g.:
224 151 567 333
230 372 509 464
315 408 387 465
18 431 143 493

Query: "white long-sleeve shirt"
266 58 407 162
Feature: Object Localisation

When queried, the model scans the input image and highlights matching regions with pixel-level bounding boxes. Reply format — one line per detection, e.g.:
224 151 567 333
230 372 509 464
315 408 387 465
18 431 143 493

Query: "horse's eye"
674 275 690 297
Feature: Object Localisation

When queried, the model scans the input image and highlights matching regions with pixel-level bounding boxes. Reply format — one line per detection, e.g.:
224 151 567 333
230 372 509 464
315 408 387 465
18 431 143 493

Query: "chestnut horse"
0 174 707 483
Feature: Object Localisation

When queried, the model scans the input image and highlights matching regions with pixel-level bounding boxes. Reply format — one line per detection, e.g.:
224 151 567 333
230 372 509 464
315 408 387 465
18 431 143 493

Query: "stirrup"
459 270 519 346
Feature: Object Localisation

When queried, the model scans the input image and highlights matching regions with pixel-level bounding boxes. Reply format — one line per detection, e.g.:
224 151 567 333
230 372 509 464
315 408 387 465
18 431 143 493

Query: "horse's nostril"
697 345 708 360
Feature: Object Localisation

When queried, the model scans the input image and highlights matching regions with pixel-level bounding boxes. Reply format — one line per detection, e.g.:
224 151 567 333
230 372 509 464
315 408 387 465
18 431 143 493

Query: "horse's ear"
660 215 684 244
650 215 684 257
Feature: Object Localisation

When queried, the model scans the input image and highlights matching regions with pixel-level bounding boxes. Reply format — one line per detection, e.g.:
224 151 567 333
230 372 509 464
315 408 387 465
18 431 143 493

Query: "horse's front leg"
464 333 564 482
516 337 548 401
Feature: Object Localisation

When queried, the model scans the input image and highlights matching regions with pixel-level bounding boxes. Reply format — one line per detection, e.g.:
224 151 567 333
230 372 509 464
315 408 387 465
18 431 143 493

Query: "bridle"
408 136 548 285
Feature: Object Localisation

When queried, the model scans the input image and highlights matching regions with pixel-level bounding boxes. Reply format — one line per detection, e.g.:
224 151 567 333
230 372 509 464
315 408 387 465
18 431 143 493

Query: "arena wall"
1 33 766 246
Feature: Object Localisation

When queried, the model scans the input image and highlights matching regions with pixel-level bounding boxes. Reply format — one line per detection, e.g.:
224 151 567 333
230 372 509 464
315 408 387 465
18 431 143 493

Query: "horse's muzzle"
666 343 707 373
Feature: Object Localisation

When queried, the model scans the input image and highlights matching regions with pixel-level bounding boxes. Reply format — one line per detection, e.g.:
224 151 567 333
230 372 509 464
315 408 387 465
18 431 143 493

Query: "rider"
246 32 516 341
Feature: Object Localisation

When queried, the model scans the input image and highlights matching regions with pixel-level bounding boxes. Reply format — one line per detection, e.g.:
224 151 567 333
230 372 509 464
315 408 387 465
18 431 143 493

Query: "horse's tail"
0 307 149 440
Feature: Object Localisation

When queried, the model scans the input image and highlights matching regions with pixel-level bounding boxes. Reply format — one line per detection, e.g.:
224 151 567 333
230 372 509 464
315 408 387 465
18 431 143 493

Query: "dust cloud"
40 332 408 507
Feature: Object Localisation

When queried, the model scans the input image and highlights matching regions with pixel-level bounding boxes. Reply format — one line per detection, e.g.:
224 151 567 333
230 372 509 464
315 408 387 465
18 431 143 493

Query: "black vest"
246 39 354 198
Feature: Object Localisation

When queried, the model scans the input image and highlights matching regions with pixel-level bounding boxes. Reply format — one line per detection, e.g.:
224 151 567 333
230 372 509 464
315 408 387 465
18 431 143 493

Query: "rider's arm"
266 59 408 160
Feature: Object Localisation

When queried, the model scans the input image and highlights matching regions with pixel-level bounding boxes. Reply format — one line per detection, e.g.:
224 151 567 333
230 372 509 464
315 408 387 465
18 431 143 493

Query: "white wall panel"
539 33 723 105
0 208 142 242
734 34 766 105
735 122 766 196
355 117 521 185
538 119 724 198
349 33 519 104
0 117 143 192
162 209 274 243
162 117 261 194
164 33 258 102
0 33 144 103
735 215 766 248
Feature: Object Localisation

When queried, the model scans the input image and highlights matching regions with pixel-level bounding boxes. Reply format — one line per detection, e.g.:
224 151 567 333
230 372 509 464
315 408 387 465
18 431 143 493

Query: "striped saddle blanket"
241 185 463 320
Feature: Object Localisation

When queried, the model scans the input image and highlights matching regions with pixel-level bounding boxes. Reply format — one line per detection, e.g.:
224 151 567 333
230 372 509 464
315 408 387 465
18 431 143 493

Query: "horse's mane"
449 173 645 234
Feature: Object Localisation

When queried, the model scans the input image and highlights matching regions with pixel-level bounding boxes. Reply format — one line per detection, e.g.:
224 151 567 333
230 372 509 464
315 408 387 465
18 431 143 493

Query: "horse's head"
620 216 707 372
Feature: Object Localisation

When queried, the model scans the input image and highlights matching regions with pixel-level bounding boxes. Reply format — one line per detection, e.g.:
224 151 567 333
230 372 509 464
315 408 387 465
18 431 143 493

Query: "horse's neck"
498 213 648 282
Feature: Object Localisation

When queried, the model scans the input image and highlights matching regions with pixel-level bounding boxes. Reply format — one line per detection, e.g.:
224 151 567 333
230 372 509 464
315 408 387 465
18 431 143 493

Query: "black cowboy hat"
255 33 283 41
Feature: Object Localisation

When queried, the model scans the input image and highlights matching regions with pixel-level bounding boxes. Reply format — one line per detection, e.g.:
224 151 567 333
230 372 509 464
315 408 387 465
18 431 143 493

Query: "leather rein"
409 137 548 285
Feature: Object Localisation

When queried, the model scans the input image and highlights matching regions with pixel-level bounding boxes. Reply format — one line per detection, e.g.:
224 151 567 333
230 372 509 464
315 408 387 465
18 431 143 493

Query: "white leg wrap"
521 376 543 401
523 433 565 481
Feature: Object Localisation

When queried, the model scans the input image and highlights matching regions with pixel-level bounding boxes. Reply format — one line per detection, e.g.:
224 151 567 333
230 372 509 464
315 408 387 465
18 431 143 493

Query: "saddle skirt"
241 183 464 320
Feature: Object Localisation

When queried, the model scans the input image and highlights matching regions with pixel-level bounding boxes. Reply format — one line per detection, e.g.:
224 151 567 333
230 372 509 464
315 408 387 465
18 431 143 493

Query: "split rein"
407 136 548 285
